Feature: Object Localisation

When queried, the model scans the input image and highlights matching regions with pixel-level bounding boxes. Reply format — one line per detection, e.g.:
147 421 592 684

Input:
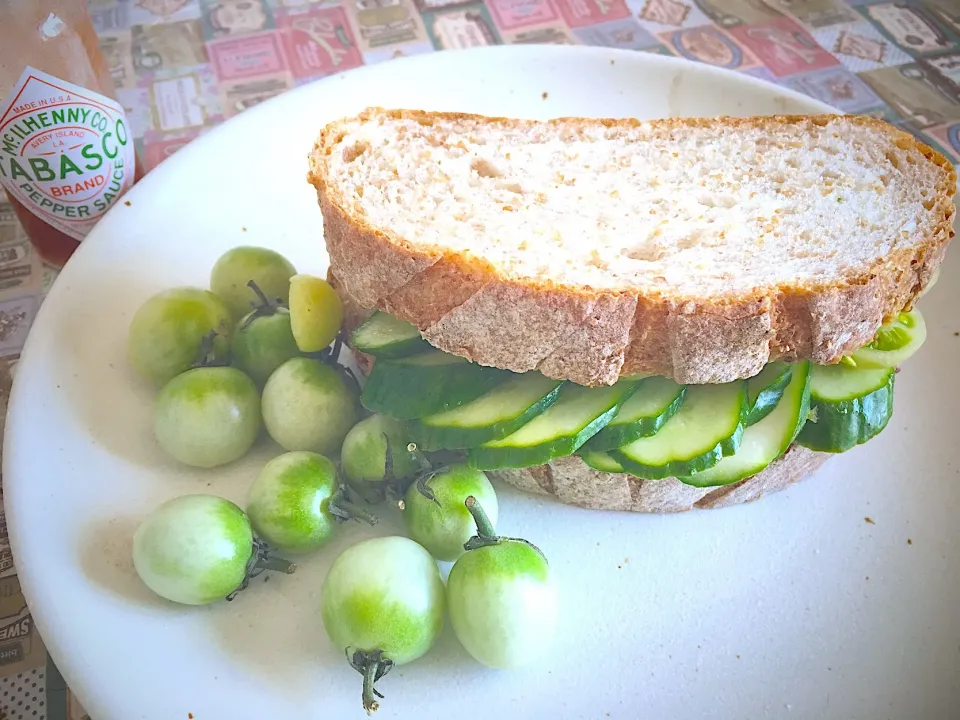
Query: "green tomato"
128 287 233 386
232 308 301 386
210 246 297 319
341 414 423 503
261 358 360 455
246 451 346 554
321 535 445 713
288 274 344 353
446 500 558 669
132 495 254 605
155 367 261 468
403 465 498 562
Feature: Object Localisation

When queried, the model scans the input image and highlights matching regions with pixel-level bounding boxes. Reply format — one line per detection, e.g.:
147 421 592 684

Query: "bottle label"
0 66 136 242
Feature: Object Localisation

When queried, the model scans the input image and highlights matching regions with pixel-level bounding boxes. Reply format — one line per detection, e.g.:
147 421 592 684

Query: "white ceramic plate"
5 45 960 720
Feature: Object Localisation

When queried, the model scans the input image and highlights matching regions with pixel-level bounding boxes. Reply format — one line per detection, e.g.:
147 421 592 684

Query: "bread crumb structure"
309 109 956 386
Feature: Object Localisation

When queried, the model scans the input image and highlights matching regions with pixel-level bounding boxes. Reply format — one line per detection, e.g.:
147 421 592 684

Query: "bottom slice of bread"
490 444 830 513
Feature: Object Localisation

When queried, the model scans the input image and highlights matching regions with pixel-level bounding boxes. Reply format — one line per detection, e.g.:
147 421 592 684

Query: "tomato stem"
192 330 227 368
362 658 381 714
305 329 363 398
409 444 436 474
464 495 497 539
247 279 284 310
225 539 296 601
256 556 298 574
308 330 346 365
347 649 393 715
329 490 380 525
463 497 550 561
413 471 441 507
239 280 286 330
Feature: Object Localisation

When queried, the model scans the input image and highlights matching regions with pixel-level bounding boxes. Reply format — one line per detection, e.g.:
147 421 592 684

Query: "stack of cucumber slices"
351 308 926 489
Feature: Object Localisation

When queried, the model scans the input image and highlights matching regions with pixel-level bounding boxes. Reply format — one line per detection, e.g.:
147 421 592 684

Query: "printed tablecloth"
0 0 958 717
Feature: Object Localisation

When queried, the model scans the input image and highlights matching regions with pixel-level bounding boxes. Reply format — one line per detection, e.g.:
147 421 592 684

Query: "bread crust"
309 108 957 386
489 444 831 513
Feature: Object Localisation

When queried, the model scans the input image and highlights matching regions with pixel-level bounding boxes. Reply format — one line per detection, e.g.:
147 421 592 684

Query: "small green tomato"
402 464 498 562
340 414 423 503
288 274 344 353
210 246 297 320
127 287 233 386
231 286 301 386
446 497 558 669
321 535 445 713
261 357 360 455
246 451 376 554
154 366 261 468
132 494 295 606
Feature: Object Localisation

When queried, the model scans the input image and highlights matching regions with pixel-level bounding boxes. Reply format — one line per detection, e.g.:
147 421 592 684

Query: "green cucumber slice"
581 376 686 451
797 364 894 453
409 373 564 450
579 450 626 473
467 379 641 470
849 310 926 369
680 362 811 488
351 311 430 358
361 350 509 419
611 381 747 480
745 362 792 426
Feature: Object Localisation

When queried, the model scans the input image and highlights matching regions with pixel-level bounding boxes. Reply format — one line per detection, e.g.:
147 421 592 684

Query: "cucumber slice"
361 350 509 419
409 373 564 450
849 310 926 369
467 379 640 470
581 376 686 451
579 450 626 473
680 362 811 488
797 364 894 453
351 311 430 358
745 362 792 426
611 381 747 480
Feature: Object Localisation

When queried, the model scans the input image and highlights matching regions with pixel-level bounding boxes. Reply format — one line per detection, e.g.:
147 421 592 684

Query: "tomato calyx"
380 436 420 499
411 470 441 507
224 537 297 602
327 481 380 526
305 329 363 395
349 437 431 506
462 496 547 560
346 648 394 715
391 450 469 509
191 330 230 369
240 279 288 329
401 452 455 507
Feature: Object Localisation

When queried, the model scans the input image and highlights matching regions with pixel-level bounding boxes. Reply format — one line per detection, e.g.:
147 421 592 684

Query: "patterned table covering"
0 0 959 717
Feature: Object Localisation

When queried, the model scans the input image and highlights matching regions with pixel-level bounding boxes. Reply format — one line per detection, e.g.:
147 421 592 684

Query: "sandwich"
306 108 957 513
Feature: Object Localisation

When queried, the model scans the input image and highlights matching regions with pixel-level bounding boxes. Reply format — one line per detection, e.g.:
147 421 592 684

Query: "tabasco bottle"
0 0 143 267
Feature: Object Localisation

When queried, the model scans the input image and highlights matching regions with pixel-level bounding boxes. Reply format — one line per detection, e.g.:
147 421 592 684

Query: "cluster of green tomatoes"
125 246 559 714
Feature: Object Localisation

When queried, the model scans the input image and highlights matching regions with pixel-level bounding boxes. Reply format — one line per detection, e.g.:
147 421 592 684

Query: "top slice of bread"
307 108 957 386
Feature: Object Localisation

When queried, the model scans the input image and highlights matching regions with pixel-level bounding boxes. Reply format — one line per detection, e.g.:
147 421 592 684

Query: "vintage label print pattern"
72 0 960 173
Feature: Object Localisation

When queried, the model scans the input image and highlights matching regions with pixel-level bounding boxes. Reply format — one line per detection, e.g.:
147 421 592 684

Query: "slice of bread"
489 444 830 513
331 270 831 514
308 108 956 386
